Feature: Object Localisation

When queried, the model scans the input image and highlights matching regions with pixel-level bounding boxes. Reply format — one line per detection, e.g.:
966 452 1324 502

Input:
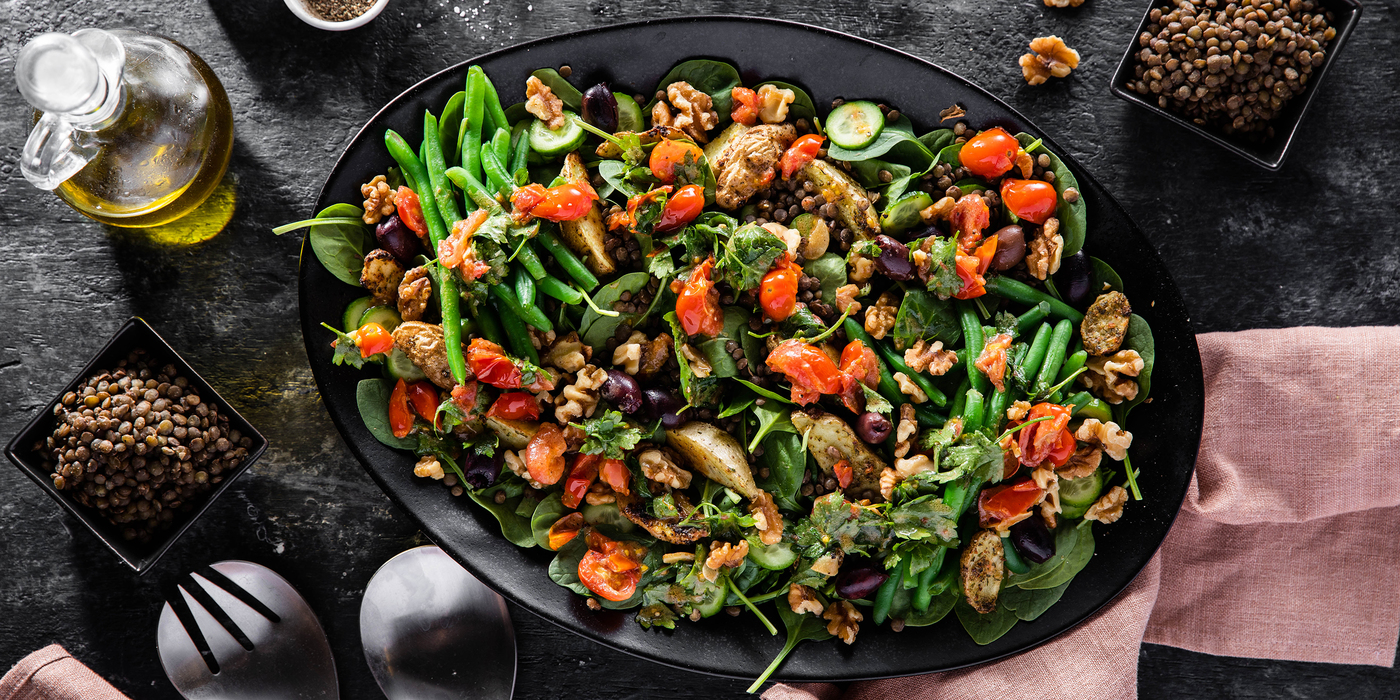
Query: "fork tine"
180 572 254 652
198 565 281 623
165 581 220 675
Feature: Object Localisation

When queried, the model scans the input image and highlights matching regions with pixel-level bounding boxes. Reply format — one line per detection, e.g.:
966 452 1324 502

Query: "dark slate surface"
1 0 1396 698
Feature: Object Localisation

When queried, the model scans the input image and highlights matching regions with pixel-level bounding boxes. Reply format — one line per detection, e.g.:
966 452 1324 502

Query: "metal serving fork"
156 561 338 699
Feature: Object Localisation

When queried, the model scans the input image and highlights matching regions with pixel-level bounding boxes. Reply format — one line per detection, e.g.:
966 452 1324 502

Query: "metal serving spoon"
156 561 338 699
360 545 516 700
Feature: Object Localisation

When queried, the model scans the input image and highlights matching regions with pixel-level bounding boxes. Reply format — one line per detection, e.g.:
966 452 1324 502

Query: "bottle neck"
17 30 127 190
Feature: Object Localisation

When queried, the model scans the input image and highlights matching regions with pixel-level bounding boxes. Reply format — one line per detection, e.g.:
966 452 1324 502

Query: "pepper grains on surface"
1128 0 1336 136
38 350 251 543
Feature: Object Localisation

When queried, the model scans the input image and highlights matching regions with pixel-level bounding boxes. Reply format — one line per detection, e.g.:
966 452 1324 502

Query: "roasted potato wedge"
702 122 748 164
616 488 709 545
485 415 541 450
665 421 760 500
960 529 1005 614
801 159 881 240
558 152 616 276
790 411 888 502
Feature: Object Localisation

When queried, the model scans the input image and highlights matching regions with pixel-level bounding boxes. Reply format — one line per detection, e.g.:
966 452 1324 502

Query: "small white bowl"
284 0 390 31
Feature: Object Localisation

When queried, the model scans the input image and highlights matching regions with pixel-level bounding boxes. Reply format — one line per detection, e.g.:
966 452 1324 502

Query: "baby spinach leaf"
747 596 834 693
781 306 827 339
356 379 418 450
308 203 372 287
918 128 955 153
826 115 934 169
1118 314 1156 419
699 338 740 378
1017 521 1094 590
894 289 962 350
804 253 847 312
954 596 1019 645
886 495 958 544
1015 133 1086 257
755 80 816 122
1088 256 1124 294
716 223 786 291
531 68 583 111
666 311 721 408
718 387 757 418
645 59 743 119
749 401 797 452
597 159 643 199
849 158 912 188
936 141 964 167
469 479 537 549
735 378 793 405
999 578 1071 621
547 535 591 595
1004 520 1082 589
905 585 958 627
757 431 805 512
530 492 567 549
579 272 651 351
722 306 763 371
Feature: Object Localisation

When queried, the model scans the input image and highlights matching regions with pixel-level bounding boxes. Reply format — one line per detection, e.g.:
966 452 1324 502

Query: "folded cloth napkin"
0 645 131 700
768 326 1400 700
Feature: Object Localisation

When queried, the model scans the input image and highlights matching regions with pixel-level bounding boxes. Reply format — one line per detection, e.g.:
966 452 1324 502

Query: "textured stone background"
1 0 1397 698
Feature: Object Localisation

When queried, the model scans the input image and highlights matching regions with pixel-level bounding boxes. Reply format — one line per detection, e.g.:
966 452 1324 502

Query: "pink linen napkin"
0 645 131 700
768 326 1400 700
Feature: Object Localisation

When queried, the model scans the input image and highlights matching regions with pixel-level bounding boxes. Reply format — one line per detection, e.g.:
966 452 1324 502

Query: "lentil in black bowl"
1109 0 1362 170
3 317 267 574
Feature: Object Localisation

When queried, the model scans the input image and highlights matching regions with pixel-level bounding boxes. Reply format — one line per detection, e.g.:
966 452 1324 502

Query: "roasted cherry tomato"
952 193 992 251
676 257 725 337
578 549 641 601
758 253 802 322
977 477 1045 528
1018 402 1074 468
958 127 1020 180
766 339 859 410
586 531 647 573
974 333 1013 393
838 339 881 389
1000 179 1059 225
562 454 600 510
952 254 986 300
467 338 523 389
972 234 998 275
547 512 585 550
731 87 760 126
833 460 853 489
394 186 427 236
450 381 479 412
649 138 705 186
524 422 568 486
656 184 705 233
510 181 598 222
387 378 414 439
405 381 441 428
599 458 631 496
780 134 824 180
487 391 539 420
348 322 395 358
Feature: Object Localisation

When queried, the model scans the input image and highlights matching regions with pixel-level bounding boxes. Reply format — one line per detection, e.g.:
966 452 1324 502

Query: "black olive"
990 225 1025 271
834 565 889 600
601 370 643 413
854 412 892 443
643 388 684 427
873 234 914 280
376 215 423 265
1059 250 1093 306
1009 516 1055 564
463 452 503 490
582 83 619 134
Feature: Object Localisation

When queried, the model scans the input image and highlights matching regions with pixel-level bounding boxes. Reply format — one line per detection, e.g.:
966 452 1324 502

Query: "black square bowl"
1109 0 1362 170
4 317 267 574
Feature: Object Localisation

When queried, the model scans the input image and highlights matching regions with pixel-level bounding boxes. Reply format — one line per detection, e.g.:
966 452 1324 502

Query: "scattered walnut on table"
904 339 958 375
1076 419 1133 461
1020 35 1081 86
360 174 396 225
823 600 863 644
1079 349 1144 404
864 291 899 340
1025 217 1064 281
525 75 565 129
788 584 824 616
1085 486 1128 523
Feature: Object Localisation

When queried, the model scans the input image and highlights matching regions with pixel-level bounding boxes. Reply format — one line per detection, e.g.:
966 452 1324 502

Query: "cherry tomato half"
562 454 600 510
758 253 802 322
974 333 1013 394
655 184 705 233
952 193 992 251
510 182 598 222
387 379 414 439
524 422 568 486
467 338 523 389
767 339 854 407
952 254 986 300
578 549 641 601
1000 179 1058 225
833 460 853 489
547 512 585 550
599 458 631 496
487 391 539 420
959 127 1020 180
394 187 427 236
977 477 1045 528
838 339 881 389
649 139 705 186
780 134 824 180
349 322 395 358
731 87 760 126
1018 403 1073 468
676 257 725 337
405 381 441 427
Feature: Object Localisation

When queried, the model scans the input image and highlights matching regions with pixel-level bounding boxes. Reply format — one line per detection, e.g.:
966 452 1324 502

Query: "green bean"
871 339 948 408
947 377 970 421
914 405 947 427
961 388 985 432
491 283 553 332
482 76 511 148
1003 536 1031 574
513 266 536 307
463 66 487 185
944 474 982 519
493 296 540 364
422 115 462 224
1033 319 1074 396
509 124 532 183
459 316 479 338
468 301 508 347
384 130 428 196
536 273 585 304
912 549 943 613
1020 323 1054 379
386 128 467 385
515 240 547 280
842 317 904 408
1016 301 1052 336
491 126 511 170
1067 390 1093 414
985 388 1010 434
481 145 513 196
538 227 599 290
928 556 957 597
1070 393 1113 423
1058 350 1088 384
957 301 989 394
985 277 1084 324
444 166 499 211
872 559 905 625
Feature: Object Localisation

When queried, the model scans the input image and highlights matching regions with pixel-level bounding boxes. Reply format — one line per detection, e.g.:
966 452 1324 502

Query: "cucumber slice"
1059 469 1106 519
746 539 798 570
528 112 586 157
826 100 885 149
358 305 402 332
879 191 934 236
342 296 374 331
615 94 644 133
384 348 427 382
581 502 636 535
693 578 727 617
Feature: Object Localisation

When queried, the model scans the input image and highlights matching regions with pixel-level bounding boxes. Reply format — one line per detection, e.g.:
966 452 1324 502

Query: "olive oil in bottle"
17 29 233 228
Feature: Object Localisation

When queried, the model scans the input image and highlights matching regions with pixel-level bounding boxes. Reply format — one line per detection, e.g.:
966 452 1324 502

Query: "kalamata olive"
376 214 422 265
643 388 684 427
834 565 889 601
582 83 619 134
601 370 643 413
873 235 914 280
989 225 1025 271
854 412 892 443
1059 250 1093 306
1009 516 1055 564
463 451 503 490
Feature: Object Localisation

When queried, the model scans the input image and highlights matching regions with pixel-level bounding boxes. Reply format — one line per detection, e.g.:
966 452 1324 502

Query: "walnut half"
662 82 719 144
1020 35 1081 86
361 175 396 225
824 600 863 645
1085 485 1128 523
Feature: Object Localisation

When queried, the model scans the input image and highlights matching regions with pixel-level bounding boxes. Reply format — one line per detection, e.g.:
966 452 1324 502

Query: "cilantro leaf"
944 431 1006 485
571 410 645 459
322 323 371 369
993 311 1020 338
792 492 891 558
715 223 785 291
862 384 892 416
924 236 962 299
637 603 678 630
886 494 959 545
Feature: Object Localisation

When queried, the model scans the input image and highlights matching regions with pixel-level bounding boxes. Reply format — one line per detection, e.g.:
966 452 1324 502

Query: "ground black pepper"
306 0 374 22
